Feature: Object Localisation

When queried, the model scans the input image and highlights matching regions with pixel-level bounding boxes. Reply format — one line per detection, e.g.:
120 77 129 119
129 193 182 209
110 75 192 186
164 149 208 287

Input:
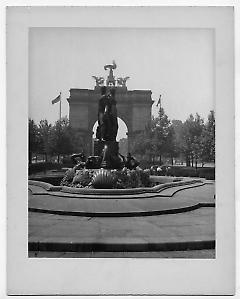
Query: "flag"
52 94 61 105
156 94 162 107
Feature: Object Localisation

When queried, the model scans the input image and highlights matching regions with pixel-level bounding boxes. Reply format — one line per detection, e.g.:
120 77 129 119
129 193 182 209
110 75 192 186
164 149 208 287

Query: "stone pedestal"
94 140 124 169
94 140 118 156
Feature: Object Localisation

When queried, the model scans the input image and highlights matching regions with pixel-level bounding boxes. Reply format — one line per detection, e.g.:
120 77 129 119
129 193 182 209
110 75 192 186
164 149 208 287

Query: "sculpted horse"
117 76 130 87
92 76 104 86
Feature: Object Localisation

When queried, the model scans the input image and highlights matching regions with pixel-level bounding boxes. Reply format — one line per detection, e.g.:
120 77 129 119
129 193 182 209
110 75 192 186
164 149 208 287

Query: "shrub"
28 162 62 175
60 167 152 189
31 176 63 186
166 166 215 179
198 167 215 180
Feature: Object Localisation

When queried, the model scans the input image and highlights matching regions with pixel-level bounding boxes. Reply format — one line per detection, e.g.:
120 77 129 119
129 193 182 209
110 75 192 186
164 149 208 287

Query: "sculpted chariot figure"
104 60 117 86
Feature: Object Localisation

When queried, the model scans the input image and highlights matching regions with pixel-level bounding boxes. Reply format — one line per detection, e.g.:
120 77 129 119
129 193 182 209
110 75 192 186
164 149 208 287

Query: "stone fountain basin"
28 176 214 218
28 176 202 195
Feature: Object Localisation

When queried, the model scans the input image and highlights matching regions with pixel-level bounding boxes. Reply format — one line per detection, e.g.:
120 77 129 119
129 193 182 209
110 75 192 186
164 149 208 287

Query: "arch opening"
92 117 128 156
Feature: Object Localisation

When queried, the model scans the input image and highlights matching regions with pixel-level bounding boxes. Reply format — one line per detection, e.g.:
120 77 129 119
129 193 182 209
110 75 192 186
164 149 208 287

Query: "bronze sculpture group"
71 61 139 170
71 85 139 170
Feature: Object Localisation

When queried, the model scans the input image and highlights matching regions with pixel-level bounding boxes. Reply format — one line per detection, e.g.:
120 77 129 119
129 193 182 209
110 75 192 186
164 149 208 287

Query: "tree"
191 113 205 168
153 107 172 164
201 110 215 164
28 118 40 164
38 119 52 162
181 113 204 167
131 120 153 161
165 124 178 165
132 108 174 165
50 116 86 162
171 119 184 163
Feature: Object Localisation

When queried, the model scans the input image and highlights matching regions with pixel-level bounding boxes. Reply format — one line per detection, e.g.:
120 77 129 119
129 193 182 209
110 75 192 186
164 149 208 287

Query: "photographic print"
28 27 215 258
7 5 235 295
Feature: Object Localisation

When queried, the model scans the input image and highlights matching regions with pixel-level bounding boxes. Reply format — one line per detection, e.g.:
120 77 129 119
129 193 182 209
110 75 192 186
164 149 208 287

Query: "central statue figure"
94 61 125 169
96 86 118 142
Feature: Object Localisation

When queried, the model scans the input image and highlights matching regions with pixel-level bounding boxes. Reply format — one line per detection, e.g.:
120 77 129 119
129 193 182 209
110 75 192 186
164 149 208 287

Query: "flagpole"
59 92 62 122
159 94 162 121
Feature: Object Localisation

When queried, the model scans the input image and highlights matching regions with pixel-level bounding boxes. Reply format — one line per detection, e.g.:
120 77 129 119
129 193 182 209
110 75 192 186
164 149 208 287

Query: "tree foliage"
28 118 40 164
28 110 215 167
132 107 173 164
181 113 205 166
28 116 86 164
132 110 215 167
201 110 215 163
38 119 52 161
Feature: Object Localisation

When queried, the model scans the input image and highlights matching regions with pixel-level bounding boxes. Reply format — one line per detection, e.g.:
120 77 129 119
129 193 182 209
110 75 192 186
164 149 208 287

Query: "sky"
29 28 214 139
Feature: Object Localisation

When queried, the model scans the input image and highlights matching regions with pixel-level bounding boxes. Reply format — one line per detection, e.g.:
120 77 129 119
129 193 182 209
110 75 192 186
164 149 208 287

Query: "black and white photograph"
28 26 216 259
6 4 235 296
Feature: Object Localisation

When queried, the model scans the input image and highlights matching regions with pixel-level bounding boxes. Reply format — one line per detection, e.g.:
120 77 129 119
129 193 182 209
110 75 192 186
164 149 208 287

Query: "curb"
28 180 62 192
28 240 215 252
29 202 215 217
61 179 202 195
28 181 206 199
29 179 203 197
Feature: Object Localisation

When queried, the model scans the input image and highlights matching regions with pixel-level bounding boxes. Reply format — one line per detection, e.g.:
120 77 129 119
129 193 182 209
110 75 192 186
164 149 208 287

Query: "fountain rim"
28 177 204 196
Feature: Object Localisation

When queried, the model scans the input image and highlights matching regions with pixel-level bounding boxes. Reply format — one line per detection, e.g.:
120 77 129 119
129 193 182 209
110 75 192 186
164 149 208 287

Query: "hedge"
167 166 215 180
28 162 62 175
28 162 215 180
30 176 64 186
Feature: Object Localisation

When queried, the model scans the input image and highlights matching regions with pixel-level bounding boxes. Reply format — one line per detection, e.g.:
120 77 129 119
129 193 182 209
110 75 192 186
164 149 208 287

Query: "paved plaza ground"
29 250 215 258
28 179 215 258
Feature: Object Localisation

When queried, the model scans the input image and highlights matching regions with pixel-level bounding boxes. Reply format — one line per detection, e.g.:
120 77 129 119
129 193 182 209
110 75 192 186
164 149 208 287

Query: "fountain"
59 61 150 190
29 61 204 195
28 62 214 256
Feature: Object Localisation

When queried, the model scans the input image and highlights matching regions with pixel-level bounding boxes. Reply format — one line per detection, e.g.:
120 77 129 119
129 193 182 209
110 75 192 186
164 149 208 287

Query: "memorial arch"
67 63 153 156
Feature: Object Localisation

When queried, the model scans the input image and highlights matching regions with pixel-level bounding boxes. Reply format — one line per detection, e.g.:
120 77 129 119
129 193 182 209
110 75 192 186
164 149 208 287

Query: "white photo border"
7 6 235 295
